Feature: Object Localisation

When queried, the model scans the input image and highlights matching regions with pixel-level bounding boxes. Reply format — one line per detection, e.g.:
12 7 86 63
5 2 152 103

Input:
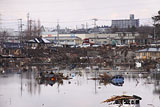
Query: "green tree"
152 10 160 39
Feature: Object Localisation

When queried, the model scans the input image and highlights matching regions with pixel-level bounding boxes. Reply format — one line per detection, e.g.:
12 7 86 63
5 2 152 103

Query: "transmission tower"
92 18 98 44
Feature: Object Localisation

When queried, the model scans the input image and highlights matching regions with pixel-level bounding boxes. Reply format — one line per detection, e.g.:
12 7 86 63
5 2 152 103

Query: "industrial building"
42 32 152 46
111 14 139 29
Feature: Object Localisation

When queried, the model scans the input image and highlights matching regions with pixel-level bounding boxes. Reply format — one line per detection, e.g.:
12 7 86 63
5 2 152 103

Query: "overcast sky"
0 0 160 29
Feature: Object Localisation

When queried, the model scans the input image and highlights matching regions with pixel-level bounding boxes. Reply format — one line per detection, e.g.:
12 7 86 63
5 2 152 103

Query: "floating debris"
89 73 124 86
102 95 142 107
37 71 72 86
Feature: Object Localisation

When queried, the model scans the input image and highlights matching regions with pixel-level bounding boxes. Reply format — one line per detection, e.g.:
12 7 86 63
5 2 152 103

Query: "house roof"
42 38 51 43
2 42 24 49
102 95 142 103
27 38 51 44
44 36 81 40
136 48 160 52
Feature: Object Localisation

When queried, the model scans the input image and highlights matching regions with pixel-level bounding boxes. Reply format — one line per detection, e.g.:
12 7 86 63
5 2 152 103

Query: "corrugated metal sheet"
136 48 160 52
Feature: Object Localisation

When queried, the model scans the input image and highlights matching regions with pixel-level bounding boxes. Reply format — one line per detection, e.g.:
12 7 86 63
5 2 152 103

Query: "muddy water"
0 68 160 107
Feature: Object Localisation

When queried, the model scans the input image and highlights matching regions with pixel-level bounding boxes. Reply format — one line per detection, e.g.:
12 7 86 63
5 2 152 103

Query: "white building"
0 28 20 43
41 25 153 46
86 32 138 45
43 36 82 46
42 32 143 45
111 14 139 28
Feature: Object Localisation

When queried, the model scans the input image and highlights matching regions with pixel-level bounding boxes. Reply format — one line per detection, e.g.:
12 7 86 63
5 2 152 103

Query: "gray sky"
0 0 160 29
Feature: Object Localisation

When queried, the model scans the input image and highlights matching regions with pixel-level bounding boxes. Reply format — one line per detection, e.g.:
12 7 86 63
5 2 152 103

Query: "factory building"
111 14 139 29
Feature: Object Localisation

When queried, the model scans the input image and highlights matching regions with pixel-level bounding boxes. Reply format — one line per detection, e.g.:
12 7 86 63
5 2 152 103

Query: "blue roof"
2 42 24 49
136 48 160 52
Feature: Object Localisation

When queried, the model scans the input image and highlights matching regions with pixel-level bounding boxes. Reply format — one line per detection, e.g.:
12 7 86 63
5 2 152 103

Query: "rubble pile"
1 45 160 71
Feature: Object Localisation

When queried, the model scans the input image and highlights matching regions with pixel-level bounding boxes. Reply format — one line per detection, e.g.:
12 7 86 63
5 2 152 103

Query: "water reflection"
0 66 160 107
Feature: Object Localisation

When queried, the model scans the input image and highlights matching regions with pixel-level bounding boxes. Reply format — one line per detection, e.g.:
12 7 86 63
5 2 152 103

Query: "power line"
0 13 2 29
41 19 91 24
1 17 152 24
0 17 154 30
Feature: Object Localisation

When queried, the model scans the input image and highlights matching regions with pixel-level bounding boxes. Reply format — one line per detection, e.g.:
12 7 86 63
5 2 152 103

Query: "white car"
79 44 90 48
116 44 127 47
53 44 63 47
92 44 100 47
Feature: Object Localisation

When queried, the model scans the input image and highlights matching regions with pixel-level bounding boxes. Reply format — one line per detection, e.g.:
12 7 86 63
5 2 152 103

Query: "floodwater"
0 67 160 107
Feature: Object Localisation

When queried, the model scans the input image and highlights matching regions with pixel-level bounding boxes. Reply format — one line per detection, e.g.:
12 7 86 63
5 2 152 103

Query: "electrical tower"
92 18 98 44
57 20 60 45
18 19 23 43
27 13 30 40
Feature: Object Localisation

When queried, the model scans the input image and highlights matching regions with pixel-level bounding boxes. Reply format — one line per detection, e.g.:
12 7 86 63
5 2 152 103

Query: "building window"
136 100 139 104
118 33 121 36
60 40 64 42
151 52 156 56
131 100 135 104
142 52 145 56
123 33 126 36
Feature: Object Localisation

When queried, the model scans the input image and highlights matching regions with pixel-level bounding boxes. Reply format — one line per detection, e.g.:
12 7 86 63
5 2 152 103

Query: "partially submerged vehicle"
102 95 142 107
110 75 124 86
91 73 124 86
37 71 71 86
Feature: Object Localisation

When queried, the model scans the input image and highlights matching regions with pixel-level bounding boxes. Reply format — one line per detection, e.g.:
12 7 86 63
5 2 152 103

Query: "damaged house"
136 48 160 60
1 42 24 57
26 37 52 49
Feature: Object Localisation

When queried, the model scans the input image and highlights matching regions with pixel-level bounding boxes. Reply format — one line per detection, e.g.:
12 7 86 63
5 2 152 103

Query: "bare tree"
152 10 160 39
23 19 42 41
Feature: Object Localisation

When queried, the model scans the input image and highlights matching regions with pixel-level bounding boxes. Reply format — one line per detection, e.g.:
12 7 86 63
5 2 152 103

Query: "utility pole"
92 18 98 44
18 19 23 43
37 19 41 37
27 13 29 31
57 20 60 45
27 13 30 40
29 20 32 39
0 13 2 43
154 20 156 43
0 13 1 29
